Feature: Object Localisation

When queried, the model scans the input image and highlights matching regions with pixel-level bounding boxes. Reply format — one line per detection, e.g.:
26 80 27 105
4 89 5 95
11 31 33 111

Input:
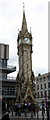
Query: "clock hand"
26 39 28 41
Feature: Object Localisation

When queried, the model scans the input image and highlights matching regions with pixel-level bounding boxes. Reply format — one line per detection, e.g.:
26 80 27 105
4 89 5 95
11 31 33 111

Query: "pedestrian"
2 97 6 114
17 103 21 116
23 101 27 117
30 103 33 118
15 103 18 116
42 101 45 116
33 102 35 115
46 102 49 120
12 104 14 116
42 101 45 120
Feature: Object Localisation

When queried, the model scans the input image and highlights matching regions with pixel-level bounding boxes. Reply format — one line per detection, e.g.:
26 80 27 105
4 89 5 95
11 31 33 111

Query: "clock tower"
16 8 35 102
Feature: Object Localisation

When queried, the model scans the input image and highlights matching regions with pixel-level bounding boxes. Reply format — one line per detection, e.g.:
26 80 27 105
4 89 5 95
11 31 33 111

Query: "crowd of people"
2 98 36 117
11 100 36 117
2 97 50 119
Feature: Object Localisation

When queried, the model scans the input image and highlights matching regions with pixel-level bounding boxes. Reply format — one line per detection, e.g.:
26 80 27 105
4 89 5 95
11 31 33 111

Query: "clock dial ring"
24 38 30 43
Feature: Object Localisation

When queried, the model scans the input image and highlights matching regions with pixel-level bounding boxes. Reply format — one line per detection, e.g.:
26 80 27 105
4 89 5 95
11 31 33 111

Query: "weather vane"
23 3 25 11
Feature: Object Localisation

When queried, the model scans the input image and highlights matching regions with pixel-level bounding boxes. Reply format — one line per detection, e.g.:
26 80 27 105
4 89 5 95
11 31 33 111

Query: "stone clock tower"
16 9 35 103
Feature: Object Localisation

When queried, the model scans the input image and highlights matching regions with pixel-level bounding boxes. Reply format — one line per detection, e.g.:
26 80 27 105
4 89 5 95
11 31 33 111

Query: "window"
44 83 46 89
37 85 39 90
41 91 43 97
48 90 50 98
2 86 15 96
37 79 38 82
2 90 4 95
43 77 45 81
5 90 6 95
0 73 2 79
37 92 39 98
7 87 9 94
41 84 43 89
40 78 42 81
48 82 50 88
2 73 7 79
0 60 2 67
0 87 2 95
2 59 7 68
48 76 50 80
44 91 47 97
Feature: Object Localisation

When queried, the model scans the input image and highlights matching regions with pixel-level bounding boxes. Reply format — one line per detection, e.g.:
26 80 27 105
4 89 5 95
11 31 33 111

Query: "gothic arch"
26 95 33 102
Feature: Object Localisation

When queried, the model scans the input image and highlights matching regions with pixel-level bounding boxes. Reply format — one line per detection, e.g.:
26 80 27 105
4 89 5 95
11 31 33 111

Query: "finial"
23 3 25 12
30 27 31 33
18 29 20 33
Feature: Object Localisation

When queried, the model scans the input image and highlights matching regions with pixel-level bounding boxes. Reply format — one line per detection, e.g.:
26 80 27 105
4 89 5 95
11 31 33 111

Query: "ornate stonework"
16 9 35 103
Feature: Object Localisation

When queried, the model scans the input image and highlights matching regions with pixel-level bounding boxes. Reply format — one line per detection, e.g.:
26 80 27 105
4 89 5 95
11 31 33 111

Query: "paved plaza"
9 111 47 120
0 110 50 120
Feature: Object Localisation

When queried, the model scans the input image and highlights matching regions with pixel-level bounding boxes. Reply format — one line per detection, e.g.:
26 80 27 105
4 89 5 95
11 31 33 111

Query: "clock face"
19 39 21 44
24 38 30 43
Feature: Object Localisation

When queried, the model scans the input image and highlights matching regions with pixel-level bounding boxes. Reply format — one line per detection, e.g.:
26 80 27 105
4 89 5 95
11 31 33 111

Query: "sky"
0 0 49 77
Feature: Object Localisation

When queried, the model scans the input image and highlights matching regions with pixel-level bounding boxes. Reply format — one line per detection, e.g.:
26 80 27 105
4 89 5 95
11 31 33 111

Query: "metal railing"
0 65 16 69
7 65 16 69
7 76 16 80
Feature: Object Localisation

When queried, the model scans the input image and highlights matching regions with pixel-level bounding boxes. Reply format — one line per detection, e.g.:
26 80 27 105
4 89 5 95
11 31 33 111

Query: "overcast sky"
0 0 48 77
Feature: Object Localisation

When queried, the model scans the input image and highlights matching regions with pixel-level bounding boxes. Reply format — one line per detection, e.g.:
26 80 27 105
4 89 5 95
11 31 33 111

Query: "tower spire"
21 3 27 33
18 4 32 40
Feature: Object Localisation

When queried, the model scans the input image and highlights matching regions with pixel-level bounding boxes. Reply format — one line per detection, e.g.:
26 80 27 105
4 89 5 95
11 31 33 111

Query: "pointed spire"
18 3 32 39
21 3 28 33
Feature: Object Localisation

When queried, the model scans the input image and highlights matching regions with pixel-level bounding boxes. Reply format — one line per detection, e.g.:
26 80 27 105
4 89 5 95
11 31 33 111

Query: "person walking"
42 101 45 120
23 101 27 117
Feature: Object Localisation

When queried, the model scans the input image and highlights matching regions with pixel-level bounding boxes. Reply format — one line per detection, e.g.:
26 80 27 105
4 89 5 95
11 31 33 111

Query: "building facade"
35 73 50 107
0 43 16 103
16 9 35 103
